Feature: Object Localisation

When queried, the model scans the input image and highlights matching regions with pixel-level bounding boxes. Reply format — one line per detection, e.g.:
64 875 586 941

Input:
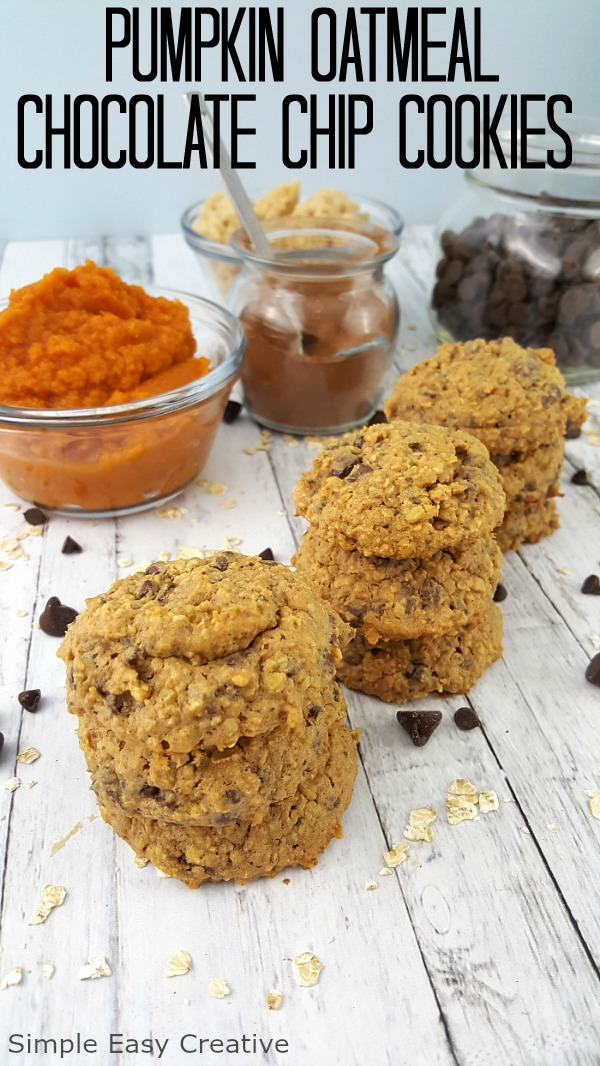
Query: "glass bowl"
0 289 245 516
181 196 404 298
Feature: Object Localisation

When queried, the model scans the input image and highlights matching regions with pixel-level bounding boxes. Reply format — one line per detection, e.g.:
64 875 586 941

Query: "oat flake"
165 951 192 977
28 884 66 925
585 791 600 819
379 867 393 878
220 499 237 510
209 978 230 998
384 842 410 867
365 880 378 891
78 957 111 981
3 777 20 792
266 990 283 1010
448 779 478 797
292 952 323 988
478 790 499 814
0 966 23 990
42 964 55 980
16 747 40 765
117 557 133 568
447 796 478 825
134 855 149 869
403 806 437 843
547 824 559 833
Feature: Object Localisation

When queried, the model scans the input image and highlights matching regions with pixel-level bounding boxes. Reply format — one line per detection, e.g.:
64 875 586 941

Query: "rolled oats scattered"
384 842 410 867
42 964 55 979
282 435 299 447
447 796 478 825
478 790 499 814
584 790 600 819
519 825 531 835
15 610 27 618
164 951 192 977
292 952 323 988
16 747 40 765
207 482 227 495
365 880 378 891
27 781 37 789
403 807 437 843
133 856 149 868
224 537 243 549
379 867 393 878
208 978 231 998
220 500 237 510
266 990 283 1010
78 957 111 980
0 966 23 990
28 884 66 925
158 507 185 520
547 824 559 833
117 557 133 568
3 777 20 792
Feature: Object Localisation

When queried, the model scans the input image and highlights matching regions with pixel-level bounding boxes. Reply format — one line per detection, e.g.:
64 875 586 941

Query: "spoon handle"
184 92 272 259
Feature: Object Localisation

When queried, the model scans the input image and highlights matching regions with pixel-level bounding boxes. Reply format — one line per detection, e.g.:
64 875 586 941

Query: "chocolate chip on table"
258 547 274 561
396 709 442 746
23 507 47 526
18 689 41 712
493 583 508 603
223 399 242 424
39 597 78 637
585 652 600 687
570 469 589 486
581 574 600 595
61 536 82 554
454 706 481 731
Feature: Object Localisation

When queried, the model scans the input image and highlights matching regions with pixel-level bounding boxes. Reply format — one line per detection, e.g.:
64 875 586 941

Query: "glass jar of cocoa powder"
229 214 401 434
432 116 600 384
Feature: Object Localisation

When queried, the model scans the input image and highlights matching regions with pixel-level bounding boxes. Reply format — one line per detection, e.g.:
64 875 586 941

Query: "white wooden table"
0 228 599 1066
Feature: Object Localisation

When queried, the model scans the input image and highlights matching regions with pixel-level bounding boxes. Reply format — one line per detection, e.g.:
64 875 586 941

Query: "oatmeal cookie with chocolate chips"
496 498 559 553
293 421 505 560
492 438 563 505
292 527 502 643
385 338 585 456
93 722 359 886
82 693 345 828
59 553 350 751
337 602 503 702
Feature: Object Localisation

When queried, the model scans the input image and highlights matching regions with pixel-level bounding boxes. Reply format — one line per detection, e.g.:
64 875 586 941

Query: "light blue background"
1 0 599 240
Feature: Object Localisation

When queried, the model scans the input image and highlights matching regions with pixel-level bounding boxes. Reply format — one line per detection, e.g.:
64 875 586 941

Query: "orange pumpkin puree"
0 263 227 512
0 260 208 409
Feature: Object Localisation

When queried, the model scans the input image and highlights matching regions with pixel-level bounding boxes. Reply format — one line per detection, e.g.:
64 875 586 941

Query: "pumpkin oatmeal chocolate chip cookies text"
58 553 358 885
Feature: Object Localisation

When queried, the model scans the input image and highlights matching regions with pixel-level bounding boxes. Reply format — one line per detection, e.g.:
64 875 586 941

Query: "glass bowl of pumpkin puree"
0 262 245 516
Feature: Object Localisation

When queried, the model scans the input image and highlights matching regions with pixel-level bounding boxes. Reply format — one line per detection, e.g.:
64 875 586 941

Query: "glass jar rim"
230 216 401 276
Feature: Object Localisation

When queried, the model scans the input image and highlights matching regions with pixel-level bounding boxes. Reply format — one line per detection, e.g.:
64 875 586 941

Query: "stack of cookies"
292 421 505 703
58 553 358 887
384 337 587 552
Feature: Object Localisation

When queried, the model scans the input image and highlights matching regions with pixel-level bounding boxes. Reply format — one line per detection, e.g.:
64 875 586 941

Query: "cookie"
337 603 503 703
384 338 583 456
496 498 559 553
292 527 502 643
293 421 505 560
82 692 345 827
59 554 351 752
493 438 563 505
94 723 359 887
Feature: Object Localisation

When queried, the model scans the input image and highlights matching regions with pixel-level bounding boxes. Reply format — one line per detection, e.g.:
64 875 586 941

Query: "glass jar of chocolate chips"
432 116 600 384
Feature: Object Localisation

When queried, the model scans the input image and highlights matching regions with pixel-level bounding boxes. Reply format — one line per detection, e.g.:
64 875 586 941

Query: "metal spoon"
183 91 272 259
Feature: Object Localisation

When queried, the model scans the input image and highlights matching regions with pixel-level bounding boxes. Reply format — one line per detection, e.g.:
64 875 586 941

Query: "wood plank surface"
0 231 599 1066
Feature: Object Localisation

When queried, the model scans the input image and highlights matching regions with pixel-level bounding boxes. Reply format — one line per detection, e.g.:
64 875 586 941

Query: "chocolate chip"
106 693 134 716
135 580 155 599
565 423 582 439
396 709 442 746
24 507 47 526
213 554 229 571
333 459 360 479
139 785 160 798
454 706 481 731
61 536 82 554
39 597 78 637
258 547 274 561
585 652 600 687
493 583 508 603
18 689 41 713
0 732 4 756
307 704 322 720
346 462 373 482
225 788 242 803
223 399 242 424
581 574 600 595
571 468 589 485
367 409 387 426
